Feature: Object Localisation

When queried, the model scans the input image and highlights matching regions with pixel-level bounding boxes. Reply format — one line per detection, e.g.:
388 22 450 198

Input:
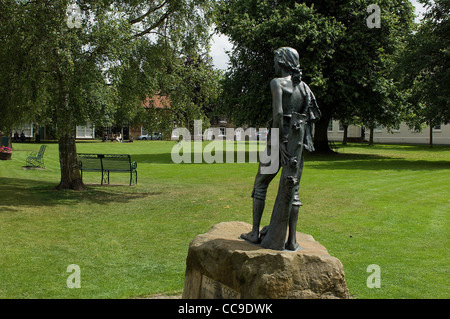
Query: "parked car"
137 132 162 140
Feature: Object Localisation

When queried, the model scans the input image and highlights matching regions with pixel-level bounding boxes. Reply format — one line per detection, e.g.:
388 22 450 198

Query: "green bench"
26 145 48 168
78 153 137 185
328 141 340 152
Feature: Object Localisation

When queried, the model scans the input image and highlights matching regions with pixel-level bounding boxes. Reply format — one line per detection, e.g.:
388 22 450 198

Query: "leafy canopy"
395 0 450 129
215 0 415 136
0 0 218 135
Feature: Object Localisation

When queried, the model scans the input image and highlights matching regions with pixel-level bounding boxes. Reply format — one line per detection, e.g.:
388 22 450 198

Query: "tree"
215 0 415 152
0 0 46 145
216 0 343 128
327 0 414 146
150 53 223 135
128 47 223 139
0 0 215 189
395 0 449 147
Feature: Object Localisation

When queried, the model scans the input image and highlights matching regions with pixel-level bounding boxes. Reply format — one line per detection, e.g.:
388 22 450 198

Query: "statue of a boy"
241 47 321 251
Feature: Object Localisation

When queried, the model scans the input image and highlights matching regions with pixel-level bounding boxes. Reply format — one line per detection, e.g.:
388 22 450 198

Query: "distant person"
14 131 19 143
20 131 25 143
116 133 122 143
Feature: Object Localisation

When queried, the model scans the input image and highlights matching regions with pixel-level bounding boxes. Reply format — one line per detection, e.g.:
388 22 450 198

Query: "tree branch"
132 10 172 38
129 1 168 25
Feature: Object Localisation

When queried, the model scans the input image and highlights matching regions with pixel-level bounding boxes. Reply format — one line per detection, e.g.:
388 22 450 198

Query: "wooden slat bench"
78 153 137 185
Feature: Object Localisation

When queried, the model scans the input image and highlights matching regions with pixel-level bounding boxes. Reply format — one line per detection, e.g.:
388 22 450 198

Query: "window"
338 122 345 132
76 124 94 138
219 127 226 137
13 124 33 137
375 124 383 132
433 124 442 132
328 120 333 132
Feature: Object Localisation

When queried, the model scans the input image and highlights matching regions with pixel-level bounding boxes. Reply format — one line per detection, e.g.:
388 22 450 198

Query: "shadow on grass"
130 151 450 172
131 151 265 164
306 152 450 171
0 177 161 212
341 143 450 152
304 152 389 162
131 153 174 164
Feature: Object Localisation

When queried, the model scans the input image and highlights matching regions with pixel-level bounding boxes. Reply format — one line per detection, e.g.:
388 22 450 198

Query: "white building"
12 123 95 140
328 120 450 145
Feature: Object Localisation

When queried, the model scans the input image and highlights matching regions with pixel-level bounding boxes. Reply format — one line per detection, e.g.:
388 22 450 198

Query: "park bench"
26 144 48 168
78 153 137 185
328 141 340 152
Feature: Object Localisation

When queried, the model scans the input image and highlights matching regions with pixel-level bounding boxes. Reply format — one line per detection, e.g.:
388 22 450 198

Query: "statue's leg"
260 113 307 251
259 169 294 251
286 204 300 251
286 155 304 251
241 198 265 243
241 159 279 244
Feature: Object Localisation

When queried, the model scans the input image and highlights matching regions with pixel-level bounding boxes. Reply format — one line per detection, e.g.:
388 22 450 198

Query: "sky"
210 0 427 70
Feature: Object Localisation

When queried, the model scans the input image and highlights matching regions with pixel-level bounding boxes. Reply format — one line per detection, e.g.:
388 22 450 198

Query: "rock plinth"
182 222 349 299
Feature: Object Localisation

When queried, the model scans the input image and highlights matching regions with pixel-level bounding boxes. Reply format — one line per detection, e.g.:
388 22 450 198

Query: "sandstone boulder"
183 221 349 299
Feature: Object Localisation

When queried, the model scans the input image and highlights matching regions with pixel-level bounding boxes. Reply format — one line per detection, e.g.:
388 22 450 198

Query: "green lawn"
0 140 448 299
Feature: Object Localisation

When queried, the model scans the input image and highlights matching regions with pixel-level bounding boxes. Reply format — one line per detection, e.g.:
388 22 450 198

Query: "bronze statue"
241 47 321 251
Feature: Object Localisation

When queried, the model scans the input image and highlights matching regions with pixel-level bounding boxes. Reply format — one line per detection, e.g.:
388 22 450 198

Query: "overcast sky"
210 0 427 70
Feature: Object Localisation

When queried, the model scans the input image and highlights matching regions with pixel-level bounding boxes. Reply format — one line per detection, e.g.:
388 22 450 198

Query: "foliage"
327 0 415 131
215 0 344 127
215 0 415 151
0 0 217 188
395 0 450 130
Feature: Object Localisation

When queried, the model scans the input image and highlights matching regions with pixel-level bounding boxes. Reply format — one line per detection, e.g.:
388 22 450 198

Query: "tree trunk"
54 59 85 191
368 127 374 146
429 124 433 148
313 116 332 153
342 124 348 145
56 131 85 191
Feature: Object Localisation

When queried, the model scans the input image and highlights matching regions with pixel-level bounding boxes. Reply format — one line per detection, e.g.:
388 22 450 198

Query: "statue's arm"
270 79 283 132
270 78 289 163
303 82 321 122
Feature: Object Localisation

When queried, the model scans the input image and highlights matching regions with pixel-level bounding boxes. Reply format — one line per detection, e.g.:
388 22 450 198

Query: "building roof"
142 94 171 109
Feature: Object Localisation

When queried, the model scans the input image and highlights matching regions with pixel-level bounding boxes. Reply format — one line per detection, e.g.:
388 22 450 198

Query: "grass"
0 140 448 299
